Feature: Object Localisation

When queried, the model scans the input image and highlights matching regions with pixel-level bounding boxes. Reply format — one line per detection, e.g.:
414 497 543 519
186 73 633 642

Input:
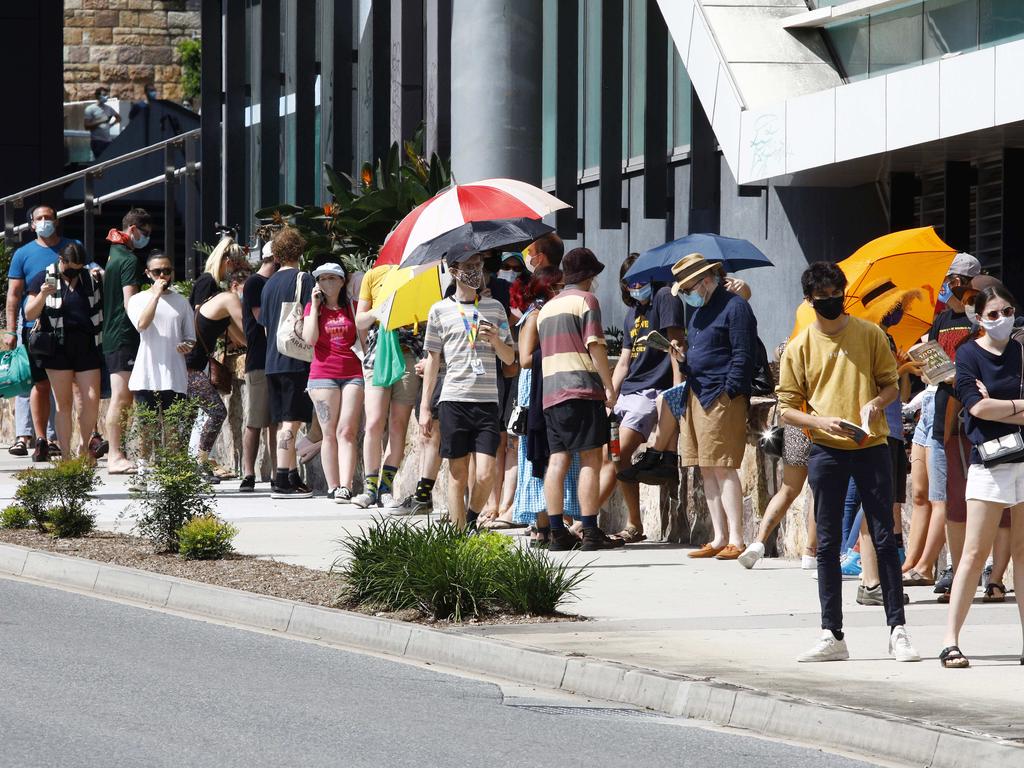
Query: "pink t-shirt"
303 303 362 380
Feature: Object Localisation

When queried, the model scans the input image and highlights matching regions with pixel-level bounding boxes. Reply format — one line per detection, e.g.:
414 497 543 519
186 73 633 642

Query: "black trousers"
807 444 906 631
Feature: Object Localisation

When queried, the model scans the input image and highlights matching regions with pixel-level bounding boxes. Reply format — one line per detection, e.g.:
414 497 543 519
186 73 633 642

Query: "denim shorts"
927 438 947 502
912 389 935 447
307 377 365 390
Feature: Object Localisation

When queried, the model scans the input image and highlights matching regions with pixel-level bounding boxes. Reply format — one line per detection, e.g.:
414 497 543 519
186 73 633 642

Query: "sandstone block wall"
63 0 201 103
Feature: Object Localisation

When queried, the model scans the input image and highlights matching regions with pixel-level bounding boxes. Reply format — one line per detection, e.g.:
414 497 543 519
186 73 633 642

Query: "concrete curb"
1 541 1020 767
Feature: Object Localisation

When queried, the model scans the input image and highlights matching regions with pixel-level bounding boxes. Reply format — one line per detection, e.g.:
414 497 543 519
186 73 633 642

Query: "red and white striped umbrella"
376 178 570 267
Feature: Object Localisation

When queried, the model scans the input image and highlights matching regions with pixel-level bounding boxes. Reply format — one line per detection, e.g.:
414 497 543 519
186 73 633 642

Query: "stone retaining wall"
64 0 201 103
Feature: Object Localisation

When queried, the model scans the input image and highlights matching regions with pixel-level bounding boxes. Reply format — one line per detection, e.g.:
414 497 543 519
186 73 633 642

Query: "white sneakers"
888 625 921 662
801 555 817 570
737 542 765 569
797 630 850 662
797 627 921 663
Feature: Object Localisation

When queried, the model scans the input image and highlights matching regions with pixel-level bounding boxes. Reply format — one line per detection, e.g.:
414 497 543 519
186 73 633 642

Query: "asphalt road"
0 578 881 768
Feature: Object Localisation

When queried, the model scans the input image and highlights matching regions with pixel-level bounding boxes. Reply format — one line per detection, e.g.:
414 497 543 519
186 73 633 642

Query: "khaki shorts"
680 391 748 468
365 349 420 406
244 369 272 429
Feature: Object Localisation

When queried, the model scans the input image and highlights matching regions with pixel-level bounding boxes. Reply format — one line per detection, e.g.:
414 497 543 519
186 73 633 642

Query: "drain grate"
510 705 663 720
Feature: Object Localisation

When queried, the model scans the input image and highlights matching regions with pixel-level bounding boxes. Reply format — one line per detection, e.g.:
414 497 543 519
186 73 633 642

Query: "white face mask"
965 305 978 326
981 314 1015 341
497 269 518 283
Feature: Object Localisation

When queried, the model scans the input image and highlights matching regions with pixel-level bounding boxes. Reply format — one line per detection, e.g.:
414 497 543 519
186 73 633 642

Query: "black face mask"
812 295 845 320
950 284 969 301
61 267 82 280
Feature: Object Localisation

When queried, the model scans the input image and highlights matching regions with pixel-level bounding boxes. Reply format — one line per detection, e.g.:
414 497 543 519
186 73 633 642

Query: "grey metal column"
450 0 542 184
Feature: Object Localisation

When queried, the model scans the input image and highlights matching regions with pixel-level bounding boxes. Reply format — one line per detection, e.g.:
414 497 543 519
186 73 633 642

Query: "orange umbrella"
791 227 957 353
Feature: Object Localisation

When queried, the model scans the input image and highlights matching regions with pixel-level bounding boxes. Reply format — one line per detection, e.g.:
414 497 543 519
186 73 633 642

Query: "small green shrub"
130 449 216 553
335 518 588 621
126 399 216 552
13 467 53 529
12 457 98 537
0 505 32 529
177 515 238 560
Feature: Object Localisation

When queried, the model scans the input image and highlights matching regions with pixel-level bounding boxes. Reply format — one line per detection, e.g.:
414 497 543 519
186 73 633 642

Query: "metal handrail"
2 128 201 279
0 127 201 205
3 163 202 237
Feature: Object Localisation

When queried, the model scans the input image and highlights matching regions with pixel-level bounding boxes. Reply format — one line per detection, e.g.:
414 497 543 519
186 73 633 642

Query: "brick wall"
64 0 201 104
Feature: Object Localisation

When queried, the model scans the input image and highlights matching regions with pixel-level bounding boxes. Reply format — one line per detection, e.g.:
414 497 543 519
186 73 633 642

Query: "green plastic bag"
0 346 33 398
372 329 406 388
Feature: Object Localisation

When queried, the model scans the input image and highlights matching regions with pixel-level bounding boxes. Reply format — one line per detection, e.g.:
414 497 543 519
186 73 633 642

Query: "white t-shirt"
84 103 116 141
126 290 195 394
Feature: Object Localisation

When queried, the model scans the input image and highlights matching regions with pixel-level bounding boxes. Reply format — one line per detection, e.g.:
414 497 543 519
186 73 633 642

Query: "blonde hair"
204 235 246 281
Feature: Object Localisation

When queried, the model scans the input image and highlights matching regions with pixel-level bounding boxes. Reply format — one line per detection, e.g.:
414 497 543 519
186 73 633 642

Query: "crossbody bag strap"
294 271 304 304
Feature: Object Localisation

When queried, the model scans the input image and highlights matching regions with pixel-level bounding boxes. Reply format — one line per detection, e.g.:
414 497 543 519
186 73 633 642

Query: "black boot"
581 527 626 551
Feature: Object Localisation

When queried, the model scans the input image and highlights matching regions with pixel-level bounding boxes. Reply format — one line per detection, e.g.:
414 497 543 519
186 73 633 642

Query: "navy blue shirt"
621 286 686 396
955 338 1024 464
26 270 94 331
683 283 757 408
257 268 313 375
242 272 268 372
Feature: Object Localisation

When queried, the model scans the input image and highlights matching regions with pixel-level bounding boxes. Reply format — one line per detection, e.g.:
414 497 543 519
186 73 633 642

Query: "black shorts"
104 346 137 374
545 399 610 454
438 401 501 459
36 328 103 373
267 371 313 423
889 437 909 505
21 327 48 383
133 390 185 411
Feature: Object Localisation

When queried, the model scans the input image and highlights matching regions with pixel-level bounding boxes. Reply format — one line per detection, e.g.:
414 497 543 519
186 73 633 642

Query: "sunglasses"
983 306 1015 321
149 268 173 277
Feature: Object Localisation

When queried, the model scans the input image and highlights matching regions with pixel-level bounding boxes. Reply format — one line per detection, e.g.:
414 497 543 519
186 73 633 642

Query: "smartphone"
478 318 495 329
44 275 57 290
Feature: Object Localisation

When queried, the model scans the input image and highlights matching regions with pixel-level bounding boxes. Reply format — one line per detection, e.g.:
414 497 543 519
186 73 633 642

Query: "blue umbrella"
623 233 773 285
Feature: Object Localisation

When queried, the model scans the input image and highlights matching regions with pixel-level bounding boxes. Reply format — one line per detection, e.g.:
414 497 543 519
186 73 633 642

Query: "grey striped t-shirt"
423 296 512 404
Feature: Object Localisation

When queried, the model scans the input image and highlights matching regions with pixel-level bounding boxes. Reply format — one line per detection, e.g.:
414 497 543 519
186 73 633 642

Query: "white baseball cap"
312 262 346 279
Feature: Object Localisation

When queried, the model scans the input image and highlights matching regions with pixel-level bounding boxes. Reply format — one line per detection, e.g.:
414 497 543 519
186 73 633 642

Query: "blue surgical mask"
132 232 150 250
34 219 55 239
147 90 157 100
683 290 705 308
628 285 652 303
938 282 953 304
98 94 108 104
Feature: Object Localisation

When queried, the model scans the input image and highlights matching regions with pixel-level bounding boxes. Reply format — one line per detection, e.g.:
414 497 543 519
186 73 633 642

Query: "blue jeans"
807 444 906 631
14 325 56 441
842 478 860 548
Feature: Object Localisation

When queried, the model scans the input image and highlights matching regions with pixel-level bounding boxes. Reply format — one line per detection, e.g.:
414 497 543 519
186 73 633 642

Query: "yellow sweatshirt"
777 316 898 450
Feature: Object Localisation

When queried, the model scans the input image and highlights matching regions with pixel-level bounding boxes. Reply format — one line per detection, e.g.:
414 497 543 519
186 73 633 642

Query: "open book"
908 340 955 385
642 330 672 353
837 420 871 447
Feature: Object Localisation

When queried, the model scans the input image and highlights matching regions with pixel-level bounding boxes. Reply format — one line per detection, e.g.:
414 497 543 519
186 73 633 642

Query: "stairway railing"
0 128 201 279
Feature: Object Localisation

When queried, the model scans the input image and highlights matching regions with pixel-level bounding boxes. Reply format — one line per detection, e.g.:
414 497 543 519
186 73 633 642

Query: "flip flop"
107 466 137 475
482 518 527 530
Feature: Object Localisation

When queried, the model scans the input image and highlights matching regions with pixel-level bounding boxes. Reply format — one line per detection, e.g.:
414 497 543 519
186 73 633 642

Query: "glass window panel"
541 0 556 182
869 3 924 76
980 0 1024 47
670 45 691 149
583 0 602 169
828 18 869 81
628 0 646 159
925 0 978 59
578 5 585 172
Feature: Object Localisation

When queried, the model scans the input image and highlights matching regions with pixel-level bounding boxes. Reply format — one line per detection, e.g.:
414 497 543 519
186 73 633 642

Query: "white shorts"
965 461 1024 506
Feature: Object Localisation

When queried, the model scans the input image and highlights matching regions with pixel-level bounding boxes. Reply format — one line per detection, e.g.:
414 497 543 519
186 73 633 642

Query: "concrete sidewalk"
3 455 1023 750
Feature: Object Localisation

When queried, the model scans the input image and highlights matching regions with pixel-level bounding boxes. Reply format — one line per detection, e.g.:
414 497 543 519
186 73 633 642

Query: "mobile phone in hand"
45 275 57 290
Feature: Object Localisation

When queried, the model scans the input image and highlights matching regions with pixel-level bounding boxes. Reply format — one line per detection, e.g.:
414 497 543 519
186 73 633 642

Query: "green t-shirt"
102 243 145 354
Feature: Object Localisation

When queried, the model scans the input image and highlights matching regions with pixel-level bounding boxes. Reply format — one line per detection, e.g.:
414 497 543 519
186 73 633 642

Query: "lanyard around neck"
454 297 480 353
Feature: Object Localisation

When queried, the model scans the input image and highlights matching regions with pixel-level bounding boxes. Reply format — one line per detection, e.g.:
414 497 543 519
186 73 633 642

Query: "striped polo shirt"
537 288 606 409
423 295 512 404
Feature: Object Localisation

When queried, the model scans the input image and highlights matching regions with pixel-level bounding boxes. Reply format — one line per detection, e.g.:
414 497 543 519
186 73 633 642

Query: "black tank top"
186 311 231 371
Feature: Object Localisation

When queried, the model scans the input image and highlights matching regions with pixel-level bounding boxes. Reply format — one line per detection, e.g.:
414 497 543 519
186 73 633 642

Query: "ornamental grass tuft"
334 517 588 622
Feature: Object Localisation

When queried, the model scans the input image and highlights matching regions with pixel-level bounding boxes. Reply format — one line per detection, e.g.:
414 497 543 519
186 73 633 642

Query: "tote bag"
275 271 314 363
0 346 34 398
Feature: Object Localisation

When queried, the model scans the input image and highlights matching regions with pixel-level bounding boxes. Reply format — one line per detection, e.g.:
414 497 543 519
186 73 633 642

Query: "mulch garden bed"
0 528 582 626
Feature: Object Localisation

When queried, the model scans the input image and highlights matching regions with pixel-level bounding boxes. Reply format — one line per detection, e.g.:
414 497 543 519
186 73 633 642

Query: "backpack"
750 337 774 397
